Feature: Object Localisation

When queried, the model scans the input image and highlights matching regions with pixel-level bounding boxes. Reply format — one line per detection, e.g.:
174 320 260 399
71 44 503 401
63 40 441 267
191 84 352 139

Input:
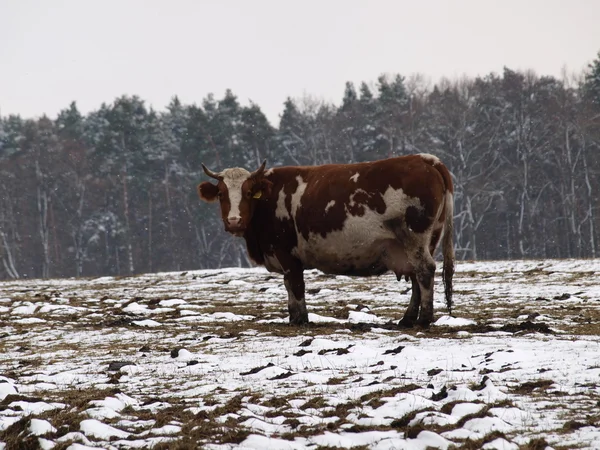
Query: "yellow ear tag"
253 191 262 199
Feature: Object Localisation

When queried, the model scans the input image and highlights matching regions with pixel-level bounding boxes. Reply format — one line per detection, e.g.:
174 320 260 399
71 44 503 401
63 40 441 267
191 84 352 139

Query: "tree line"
1 53 600 280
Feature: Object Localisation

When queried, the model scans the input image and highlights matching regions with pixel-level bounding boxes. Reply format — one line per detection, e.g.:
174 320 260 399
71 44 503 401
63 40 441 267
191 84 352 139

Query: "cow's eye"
246 191 252 198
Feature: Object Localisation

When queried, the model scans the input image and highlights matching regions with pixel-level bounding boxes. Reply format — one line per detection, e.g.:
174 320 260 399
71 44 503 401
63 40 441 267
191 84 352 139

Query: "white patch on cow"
324 200 335 213
350 173 359 183
293 185 425 276
275 188 290 220
382 185 422 216
290 176 308 220
419 153 441 165
221 168 251 220
264 168 274 176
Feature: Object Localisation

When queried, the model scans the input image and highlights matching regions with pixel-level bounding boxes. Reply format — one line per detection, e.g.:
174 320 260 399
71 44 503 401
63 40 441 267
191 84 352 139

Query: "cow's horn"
202 164 221 180
251 159 267 178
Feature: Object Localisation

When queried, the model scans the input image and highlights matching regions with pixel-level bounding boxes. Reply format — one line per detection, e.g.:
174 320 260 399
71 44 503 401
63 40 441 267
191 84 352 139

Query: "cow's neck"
243 214 265 266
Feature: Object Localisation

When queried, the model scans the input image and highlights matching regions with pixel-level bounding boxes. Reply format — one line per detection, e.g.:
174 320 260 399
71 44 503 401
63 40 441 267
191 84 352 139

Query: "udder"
381 239 414 279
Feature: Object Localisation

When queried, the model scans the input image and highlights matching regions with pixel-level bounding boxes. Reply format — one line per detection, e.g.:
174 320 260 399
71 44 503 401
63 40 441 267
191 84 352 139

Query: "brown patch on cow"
242 169 301 266
405 205 430 233
346 189 386 218
283 176 299 218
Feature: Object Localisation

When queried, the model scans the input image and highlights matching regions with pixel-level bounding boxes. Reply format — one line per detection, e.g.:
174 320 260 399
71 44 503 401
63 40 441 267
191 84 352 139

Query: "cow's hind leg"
415 252 436 327
398 275 420 328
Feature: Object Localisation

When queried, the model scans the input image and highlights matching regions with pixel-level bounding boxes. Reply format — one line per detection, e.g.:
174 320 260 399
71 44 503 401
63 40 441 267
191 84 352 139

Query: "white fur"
324 200 335 213
350 173 359 182
221 168 251 221
275 188 290 220
419 153 441 165
290 176 308 220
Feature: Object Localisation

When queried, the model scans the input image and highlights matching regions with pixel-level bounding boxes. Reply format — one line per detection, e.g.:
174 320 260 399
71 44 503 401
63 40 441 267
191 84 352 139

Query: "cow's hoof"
398 318 415 328
289 316 309 326
415 319 432 328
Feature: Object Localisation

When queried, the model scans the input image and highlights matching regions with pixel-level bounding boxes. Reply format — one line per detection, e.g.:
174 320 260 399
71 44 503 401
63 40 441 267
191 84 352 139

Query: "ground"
1 259 600 449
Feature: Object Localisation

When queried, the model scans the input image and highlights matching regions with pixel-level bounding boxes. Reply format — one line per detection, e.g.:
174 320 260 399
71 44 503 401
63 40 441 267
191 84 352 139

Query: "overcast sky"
1 0 599 126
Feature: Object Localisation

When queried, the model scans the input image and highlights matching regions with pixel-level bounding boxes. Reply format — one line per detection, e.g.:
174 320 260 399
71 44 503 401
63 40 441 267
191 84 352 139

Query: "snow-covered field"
1 259 600 449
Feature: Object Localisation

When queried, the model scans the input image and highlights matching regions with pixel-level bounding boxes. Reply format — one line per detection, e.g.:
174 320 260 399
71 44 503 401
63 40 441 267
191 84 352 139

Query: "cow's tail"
423 155 455 315
442 188 455 315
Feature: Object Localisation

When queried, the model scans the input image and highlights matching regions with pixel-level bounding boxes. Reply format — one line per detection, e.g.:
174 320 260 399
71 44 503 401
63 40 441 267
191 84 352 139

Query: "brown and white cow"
198 154 454 327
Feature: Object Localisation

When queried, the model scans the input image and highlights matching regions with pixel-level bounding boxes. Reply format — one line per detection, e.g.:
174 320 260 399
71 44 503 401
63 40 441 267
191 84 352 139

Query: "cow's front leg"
399 275 420 328
282 260 308 325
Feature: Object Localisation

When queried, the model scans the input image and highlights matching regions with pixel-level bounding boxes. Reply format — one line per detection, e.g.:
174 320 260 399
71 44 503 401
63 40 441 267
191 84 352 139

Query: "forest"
1 53 600 280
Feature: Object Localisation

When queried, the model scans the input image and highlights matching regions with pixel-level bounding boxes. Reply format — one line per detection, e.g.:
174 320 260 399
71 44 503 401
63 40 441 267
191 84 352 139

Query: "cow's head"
197 160 273 236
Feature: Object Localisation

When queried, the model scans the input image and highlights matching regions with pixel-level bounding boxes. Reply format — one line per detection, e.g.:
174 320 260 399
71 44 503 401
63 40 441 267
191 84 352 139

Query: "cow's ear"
197 182 220 202
256 178 273 198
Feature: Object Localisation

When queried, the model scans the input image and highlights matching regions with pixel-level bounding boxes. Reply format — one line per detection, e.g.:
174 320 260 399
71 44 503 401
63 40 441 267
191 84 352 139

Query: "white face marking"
350 173 359 183
221 168 251 220
324 200 335 213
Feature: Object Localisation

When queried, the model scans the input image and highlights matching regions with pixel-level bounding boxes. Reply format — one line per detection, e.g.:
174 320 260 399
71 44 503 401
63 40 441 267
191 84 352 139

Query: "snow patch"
434 315 476 326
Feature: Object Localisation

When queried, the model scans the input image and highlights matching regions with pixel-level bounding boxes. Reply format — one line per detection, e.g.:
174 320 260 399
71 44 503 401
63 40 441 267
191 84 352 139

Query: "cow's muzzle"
225 217 245 236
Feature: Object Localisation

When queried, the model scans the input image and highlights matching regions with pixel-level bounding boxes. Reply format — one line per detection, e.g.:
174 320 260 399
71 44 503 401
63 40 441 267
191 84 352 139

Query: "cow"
197 154 454 327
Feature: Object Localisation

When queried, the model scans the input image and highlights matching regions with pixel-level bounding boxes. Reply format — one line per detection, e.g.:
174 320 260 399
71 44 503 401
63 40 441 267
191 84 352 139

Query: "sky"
1 0 599 126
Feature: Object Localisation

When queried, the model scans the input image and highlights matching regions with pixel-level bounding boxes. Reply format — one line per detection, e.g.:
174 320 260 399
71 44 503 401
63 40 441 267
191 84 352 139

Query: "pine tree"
334 82 360 162
583 50 600 108
239 102 275 167
375 74 409 157
356 82 379 159
278 98 307 165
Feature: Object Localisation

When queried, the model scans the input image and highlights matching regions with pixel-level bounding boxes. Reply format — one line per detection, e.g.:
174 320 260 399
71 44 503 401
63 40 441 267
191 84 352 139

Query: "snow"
122 302 148 314
434 315 476 326
38 438 56 450
13 317 46 324
1 259 600 449
149 424 181 435
348 310 387 323
482 438 520 450
80 419 130 439
64 444 98 450
132 319 161 327
450 402 486 417
0 380 17 401
11 303 38 315
8 401 65 415
158 298 187 307
29 418 57 435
